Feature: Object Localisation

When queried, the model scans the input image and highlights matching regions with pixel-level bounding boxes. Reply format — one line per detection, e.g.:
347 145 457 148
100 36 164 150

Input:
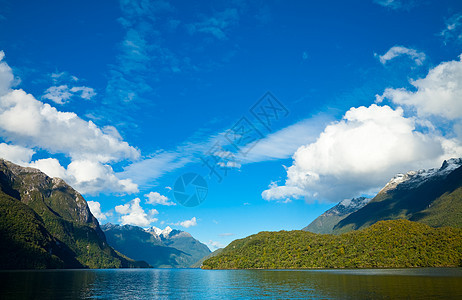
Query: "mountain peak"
380 158 462 194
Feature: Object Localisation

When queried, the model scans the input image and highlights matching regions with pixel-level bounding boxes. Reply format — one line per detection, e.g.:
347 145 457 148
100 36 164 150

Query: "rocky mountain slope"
0 158 148 269
102 224 211 268
303 197 370 234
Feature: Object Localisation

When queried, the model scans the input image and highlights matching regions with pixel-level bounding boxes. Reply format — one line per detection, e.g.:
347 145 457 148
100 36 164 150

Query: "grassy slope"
202 220 462 269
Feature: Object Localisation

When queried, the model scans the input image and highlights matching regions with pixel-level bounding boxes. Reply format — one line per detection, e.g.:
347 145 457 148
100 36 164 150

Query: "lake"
1 268 461 299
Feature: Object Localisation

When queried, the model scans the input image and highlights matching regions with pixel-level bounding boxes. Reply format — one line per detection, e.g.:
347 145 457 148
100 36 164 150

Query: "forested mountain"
0 159 148 269
202 220 462 269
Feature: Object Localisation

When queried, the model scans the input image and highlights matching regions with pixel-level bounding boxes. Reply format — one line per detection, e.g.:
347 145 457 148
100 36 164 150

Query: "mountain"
102 224 211 268
333 158 462 234
303 197 370 234
0 158 148 269
202 219 462 269
190 248 223 268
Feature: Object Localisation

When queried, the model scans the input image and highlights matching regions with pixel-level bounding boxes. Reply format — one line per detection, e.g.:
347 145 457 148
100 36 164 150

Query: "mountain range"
0 159 148 269
302 158 462 234
102 223 211 268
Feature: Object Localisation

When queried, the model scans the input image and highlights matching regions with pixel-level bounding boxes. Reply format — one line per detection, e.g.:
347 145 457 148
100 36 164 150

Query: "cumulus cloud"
87 200 108 221
29 158 138 194
376 46 426 65
115 198 158 227
175 217 197 228
0 51 139 194
0 51 14 97
377 55 462 120
263 104 459 202
145 191 176 206
0 143 35 165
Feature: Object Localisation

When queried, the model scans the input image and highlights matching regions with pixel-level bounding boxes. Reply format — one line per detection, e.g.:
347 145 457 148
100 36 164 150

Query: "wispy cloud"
375 46 426 65
441 13 462 44
187 8 239 40
373 0 416 10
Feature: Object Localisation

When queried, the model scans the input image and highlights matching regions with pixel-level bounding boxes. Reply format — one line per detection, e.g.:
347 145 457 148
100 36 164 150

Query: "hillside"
333 159 462 234
0 158 148 269
202 220 462 269
102 224 211 268
303 197 370 234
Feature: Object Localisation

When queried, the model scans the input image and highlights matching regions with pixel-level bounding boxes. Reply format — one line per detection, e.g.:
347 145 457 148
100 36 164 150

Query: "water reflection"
0 268 461 299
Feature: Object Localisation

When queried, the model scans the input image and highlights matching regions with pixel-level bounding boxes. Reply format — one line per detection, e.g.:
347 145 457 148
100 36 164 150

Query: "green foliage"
202 220 462 269
0 194 63 269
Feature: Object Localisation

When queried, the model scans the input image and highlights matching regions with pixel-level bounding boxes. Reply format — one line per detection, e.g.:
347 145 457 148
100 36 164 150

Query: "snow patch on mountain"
381 158 462 193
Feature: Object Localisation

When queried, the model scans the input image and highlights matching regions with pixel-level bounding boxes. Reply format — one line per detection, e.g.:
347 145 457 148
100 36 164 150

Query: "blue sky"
1 0 462 249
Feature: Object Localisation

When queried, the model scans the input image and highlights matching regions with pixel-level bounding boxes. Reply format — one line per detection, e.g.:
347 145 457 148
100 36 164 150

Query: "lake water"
1 268 461 299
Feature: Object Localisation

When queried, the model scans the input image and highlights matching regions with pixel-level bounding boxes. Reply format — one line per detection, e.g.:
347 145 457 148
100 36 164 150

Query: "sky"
1 0 462 250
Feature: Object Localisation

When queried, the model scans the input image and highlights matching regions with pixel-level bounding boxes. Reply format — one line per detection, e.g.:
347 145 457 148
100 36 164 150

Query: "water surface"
1 268 461 299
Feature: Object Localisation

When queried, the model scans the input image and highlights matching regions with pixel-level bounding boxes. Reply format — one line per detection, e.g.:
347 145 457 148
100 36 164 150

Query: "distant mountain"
102 224 211 268
303 197 370 234
190 248 223 268
0 158 148 269
202 220 462 269
333 158 462 234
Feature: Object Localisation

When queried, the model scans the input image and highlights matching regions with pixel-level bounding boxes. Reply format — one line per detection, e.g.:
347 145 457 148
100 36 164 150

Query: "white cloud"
87 200 108 221
175 217 197 228
207 240 225 250
0 143 35 165
376 46 426 65
115 198 158 227
378 55 462 120
0 51 139 194
70 86 97 100
145 191 176 206
43 85 97 104
28 158 138 194
373 0 414 10
42 85 73 104
262 181 304 202
263 104 459 202
0 51 14 97
373 0 401 9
